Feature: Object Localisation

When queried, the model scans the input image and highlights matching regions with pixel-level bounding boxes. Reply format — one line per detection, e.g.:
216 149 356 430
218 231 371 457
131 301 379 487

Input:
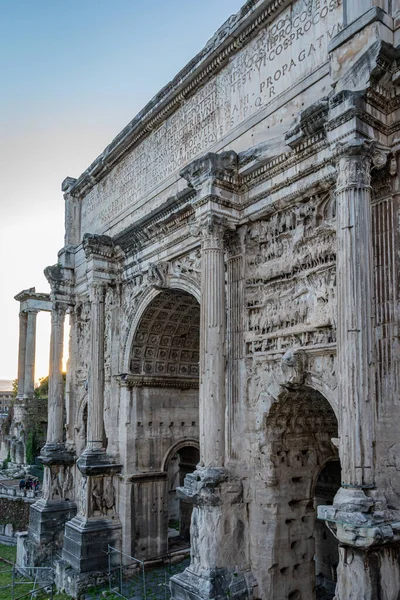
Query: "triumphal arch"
16 0 400 598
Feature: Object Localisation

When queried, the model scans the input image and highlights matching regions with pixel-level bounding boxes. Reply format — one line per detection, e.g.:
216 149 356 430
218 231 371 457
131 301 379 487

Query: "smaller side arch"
161 438 200 472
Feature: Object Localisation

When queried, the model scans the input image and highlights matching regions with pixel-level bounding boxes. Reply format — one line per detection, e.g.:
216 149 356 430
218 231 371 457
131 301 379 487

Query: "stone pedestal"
62 457 122 574
28 445 76 564
171 468 250 600
318 488 400 600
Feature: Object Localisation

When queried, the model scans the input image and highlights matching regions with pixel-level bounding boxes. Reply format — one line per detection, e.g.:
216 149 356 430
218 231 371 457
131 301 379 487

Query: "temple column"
318 139 400 599
46 303 66 445
29 300 76 550
17 311 28 398
171 152 251 600
24 309 38 398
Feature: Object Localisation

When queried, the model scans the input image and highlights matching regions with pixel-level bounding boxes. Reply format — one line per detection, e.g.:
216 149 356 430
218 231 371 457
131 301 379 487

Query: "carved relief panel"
244 192 337 358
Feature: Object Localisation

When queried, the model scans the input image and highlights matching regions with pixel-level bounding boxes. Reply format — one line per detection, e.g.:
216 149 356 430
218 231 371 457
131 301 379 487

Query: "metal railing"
107 545 189 600
108 545 147 600
0 564 54 599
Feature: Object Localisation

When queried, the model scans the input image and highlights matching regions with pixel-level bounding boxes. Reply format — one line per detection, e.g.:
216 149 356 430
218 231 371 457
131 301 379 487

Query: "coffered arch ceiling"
129 290 200 380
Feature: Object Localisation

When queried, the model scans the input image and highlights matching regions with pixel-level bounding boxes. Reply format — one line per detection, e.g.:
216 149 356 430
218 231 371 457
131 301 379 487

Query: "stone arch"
121 284 200 561
163 439 200 549
304 375 338 419
255 385 340 600
122 276 201 373
161 438 200 472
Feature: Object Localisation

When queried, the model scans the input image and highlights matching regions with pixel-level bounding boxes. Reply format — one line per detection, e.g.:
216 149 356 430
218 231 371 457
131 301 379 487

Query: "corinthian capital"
334 139 389 189
334 139 374 189
191 213 229 250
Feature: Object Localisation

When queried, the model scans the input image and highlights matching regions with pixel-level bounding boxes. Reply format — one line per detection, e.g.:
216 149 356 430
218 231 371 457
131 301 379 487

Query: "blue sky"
0 0 244 381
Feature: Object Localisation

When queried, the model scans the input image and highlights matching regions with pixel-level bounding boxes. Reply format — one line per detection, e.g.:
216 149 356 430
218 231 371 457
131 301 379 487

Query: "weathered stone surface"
13 0 400 598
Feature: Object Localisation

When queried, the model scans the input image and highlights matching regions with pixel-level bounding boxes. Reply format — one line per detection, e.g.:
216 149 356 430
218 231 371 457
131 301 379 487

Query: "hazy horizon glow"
0 0 244 382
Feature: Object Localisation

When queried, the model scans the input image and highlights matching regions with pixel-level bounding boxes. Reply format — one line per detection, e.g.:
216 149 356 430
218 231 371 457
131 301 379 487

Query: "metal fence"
0 564 54 599
107 545 189 600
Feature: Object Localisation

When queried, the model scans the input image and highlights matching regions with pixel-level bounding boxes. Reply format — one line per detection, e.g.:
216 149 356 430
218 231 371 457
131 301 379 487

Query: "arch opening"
263 387 340 600
166 444 200 550
126 289 200 560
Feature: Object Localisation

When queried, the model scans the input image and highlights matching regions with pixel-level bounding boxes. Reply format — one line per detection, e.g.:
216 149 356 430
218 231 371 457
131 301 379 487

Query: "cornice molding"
115 374 199 389
66 0 291 199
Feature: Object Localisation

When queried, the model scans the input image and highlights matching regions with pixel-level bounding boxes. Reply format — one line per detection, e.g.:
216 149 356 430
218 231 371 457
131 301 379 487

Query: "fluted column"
17 312 28 397
199 215 226 468
335 139 375 488
87 282 106 452
24 309 38 397
226 233 244 461
46 303 66 445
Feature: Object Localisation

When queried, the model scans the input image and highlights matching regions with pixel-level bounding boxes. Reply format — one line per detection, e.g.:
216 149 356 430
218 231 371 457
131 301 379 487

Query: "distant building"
0 391 13 414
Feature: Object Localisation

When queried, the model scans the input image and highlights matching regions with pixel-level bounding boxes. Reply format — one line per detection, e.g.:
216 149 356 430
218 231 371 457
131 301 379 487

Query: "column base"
171 566 252 600
40 443 75 466
76 448 122 476
62 515 122 573
55 558 110 599
318 487 400 600
172 468 253 600
29 498 77 545
318 487 400 547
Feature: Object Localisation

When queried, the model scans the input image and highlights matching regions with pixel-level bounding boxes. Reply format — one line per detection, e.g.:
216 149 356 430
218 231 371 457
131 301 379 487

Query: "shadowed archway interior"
262 388 340 600
127 289 200 560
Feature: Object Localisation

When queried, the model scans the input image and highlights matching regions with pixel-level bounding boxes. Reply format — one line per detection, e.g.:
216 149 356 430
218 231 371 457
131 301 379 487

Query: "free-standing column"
87 282 105 452
24 309 38 397
199 215 226 468
46 303 66 445
17 312 28 397
335 140 375 489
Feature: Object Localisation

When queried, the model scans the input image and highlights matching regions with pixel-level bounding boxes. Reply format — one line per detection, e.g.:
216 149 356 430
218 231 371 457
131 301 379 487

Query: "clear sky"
0 0 245 383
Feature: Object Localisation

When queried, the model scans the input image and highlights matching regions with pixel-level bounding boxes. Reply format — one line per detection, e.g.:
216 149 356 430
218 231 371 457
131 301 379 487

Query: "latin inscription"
81 0 343 232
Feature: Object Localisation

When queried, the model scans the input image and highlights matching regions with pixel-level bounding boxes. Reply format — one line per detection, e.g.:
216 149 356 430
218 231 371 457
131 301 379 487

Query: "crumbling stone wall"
0 497 30 531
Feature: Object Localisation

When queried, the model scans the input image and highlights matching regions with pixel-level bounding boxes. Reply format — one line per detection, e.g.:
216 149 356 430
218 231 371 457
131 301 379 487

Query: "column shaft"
226 249 243 460
17 312 28 397
88 283 105 450
336 145 375 487
200 219 226 467
24 310 38 397
47 304 66 444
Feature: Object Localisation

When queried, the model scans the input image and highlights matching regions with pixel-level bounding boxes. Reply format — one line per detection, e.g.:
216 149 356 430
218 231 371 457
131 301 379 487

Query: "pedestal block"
30 499 77 545
62 515 121 573
61 449 122 579
27 444 76 563
171 468 253 600
318 488 400 600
